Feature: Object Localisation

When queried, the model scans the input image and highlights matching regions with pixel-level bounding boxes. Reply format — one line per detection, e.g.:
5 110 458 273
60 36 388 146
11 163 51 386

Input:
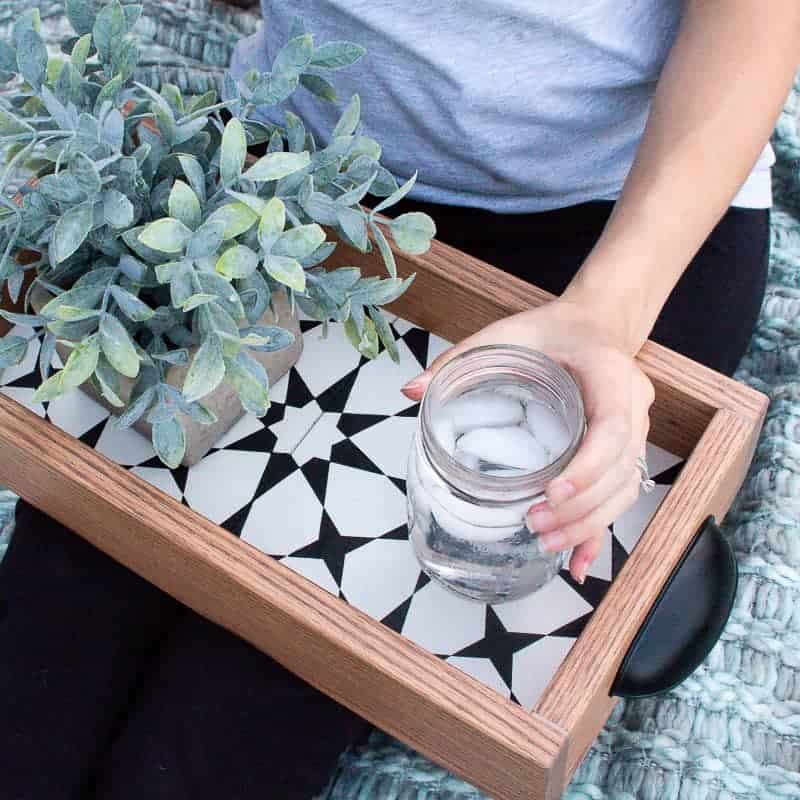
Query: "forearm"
563 0 800 354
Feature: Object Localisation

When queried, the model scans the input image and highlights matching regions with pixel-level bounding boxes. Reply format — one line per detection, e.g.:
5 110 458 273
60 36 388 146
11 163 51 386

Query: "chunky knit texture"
0 5 799 798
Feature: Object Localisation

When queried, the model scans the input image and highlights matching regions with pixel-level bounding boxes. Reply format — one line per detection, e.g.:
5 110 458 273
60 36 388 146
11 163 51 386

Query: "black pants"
0 201 769 800
395 199 770 377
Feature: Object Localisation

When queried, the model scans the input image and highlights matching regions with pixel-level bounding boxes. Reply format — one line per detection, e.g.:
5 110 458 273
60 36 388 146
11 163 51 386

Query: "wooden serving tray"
0 232 768 800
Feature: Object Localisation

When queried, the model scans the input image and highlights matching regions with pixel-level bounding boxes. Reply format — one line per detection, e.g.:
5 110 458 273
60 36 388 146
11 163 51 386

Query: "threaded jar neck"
419 345 585 504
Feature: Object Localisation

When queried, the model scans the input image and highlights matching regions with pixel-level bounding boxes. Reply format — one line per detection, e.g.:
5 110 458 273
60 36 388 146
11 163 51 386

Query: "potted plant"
0 1 435 467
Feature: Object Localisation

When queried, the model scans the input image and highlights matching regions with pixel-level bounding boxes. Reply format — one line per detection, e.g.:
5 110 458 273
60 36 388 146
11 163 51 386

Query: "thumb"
400 341 467 401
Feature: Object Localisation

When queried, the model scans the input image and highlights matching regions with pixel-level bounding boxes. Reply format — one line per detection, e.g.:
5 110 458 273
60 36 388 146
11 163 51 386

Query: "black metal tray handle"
612 516 738 698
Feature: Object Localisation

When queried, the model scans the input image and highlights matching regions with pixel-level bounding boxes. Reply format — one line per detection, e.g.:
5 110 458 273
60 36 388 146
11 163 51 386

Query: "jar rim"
419 344 585 504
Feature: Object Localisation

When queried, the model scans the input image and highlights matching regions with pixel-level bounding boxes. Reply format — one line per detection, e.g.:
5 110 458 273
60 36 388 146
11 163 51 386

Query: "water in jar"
407 380 572 603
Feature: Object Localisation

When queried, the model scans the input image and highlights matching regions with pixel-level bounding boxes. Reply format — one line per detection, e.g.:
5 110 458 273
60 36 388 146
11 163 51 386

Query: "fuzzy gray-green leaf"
183 333 224 403
66 0 97 35
99 313 140 378
265 254 305 292
224 351 269 417
389 212 436 256
332 94 360 138
139 218 193 254
243 151 310 183
61 334 100 388
299 73 337 103
17 29 47 90
216 245 259 280
168 181 201 231
152 416 185 469
110 285 154 322
272 223 325 260
220 117 247 186
103 189 134 229
52 201 94 264
310 41 366 70
0 335 27 370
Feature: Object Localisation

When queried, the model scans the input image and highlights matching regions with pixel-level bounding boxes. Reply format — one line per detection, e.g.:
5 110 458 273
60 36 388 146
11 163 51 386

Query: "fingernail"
574 562 587 585
527 509 557 533
547 480 575 508
401 376 424 396
539 530 566 551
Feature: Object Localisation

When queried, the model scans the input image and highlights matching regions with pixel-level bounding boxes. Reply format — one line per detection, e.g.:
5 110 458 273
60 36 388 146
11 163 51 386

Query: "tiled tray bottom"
1 315 682 710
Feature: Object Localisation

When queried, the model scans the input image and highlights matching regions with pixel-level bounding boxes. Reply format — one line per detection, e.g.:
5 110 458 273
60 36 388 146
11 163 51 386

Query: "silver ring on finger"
636 455 656 495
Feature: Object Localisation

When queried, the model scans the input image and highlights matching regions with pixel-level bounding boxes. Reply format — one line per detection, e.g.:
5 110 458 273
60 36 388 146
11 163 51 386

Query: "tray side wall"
536 407 765 774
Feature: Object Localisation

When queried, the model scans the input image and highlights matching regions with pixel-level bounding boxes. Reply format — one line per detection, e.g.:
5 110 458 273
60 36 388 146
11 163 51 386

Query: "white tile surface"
403 581 487 655
325 463 407 539
184 449 270 524
242 470 323 555
341 539 420 620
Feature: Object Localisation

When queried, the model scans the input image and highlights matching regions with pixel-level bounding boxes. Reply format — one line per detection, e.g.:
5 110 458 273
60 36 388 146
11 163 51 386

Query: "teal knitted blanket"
1 5 799 798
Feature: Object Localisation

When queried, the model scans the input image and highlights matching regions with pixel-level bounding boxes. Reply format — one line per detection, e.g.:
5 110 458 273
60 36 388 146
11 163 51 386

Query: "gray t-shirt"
231 1 773 212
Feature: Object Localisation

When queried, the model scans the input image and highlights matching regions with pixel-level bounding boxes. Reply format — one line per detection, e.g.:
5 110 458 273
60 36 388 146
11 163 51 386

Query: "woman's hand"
401 298 655 584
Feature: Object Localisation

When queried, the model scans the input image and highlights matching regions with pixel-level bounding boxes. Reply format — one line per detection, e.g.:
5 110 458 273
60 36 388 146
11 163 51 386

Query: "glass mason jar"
407 345 585 604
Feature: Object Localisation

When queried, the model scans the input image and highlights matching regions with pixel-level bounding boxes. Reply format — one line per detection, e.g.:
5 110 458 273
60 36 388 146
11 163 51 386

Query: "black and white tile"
1 317 683 710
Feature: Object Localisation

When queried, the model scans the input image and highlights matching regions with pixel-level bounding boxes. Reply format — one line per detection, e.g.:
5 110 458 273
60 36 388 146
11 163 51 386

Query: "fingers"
569 531 605 584
539 470 641 553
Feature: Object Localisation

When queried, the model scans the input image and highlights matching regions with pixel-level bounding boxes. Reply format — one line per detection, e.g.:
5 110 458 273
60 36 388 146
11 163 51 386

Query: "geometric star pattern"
0 317 683 711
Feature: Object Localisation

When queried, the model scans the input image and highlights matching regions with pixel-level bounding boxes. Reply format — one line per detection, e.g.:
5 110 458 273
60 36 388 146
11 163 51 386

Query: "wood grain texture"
535 407 766 774
0 393 568 800
329 227 768 456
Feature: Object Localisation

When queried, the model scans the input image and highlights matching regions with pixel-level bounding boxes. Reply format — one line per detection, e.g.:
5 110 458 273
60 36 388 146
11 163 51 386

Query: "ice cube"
442 390 524 434
453 448 480 471
526 403 572 460
457 426 550 472
432 415 456 454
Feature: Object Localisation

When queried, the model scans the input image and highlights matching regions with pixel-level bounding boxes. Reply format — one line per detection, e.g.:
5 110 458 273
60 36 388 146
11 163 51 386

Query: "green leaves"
61 335 100 389
183 333 224 403
215 245 259 280
51 202 94 264
224 351 269 417
110 285 154 322
0 7 435 466
310 41 366 70
264 255 305 292
243 151 310 182
32 373 67 404
273 34 313 76
92 0 126 64
206 202 258 240
0 335 27 370
299 74 337 103
103 189 135 229
71 33 92 74
66 0 98 36
272 224 325 260
186 218 225 259
168 181 201 230
372 172 417 215
17 29 48 90
220 117 247 186
257 198 286 250
99 313 140 378
139 218 193 254
332 94 360 138
389 212 436 255
152 416 185 469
